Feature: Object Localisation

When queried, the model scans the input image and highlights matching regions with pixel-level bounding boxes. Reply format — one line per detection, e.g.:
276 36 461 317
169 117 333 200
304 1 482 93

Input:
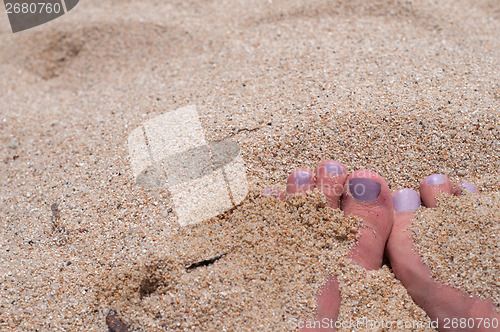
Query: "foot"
266 161 395 330
387 174 499 332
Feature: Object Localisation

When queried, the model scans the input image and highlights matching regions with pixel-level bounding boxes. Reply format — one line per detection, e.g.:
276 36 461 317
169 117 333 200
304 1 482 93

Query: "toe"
455 182 480 196
419 174 454 208
393 189 422 212
341 170 394 270
262 187 285 200
315 160 347 209
386 194 434 299
286 168 316 195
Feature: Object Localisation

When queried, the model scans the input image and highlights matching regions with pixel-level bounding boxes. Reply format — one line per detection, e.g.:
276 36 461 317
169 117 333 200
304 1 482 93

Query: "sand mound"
412 192 500 308
95 190 433 331
96 190 357 330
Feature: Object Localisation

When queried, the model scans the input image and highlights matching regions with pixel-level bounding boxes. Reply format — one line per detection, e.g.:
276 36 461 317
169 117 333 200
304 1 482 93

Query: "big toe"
341 170 394 270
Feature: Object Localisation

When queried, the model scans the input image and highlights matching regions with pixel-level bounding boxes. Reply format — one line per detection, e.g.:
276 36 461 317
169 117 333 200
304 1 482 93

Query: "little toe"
262 187 285 200
455 182 480 196
419 174 454 208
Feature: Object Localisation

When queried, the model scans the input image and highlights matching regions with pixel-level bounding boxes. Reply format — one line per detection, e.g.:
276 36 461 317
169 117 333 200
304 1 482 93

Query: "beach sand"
0 0 498 330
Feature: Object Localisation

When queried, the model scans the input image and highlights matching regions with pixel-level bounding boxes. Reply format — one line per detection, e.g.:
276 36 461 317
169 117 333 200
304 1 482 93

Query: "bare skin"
386 175 499 332
265 161 498 331
284 161 394 331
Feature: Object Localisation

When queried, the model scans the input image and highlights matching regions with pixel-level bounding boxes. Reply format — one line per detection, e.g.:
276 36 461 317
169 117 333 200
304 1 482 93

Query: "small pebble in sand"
8 139 19 149
106 310 129 332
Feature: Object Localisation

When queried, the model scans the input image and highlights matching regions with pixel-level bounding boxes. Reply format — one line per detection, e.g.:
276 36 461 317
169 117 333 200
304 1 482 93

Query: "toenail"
393 189 421 212
325 162 345 175
425 174 445 185
294 171 312 185
263 188 276 197
460 182 478 193
348 178 381 202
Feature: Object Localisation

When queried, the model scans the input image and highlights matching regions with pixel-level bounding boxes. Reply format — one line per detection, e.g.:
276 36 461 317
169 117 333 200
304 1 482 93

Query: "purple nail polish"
426 174 445 185
294 171 312 185
349 178 381 202
325 162 345 175
393 189 421 212
263 188 279 198
460 183 478 193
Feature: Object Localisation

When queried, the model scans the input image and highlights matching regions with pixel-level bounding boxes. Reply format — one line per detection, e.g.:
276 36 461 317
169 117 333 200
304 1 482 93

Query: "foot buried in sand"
387 174 499 332
264 163 499 331
271 160 395 330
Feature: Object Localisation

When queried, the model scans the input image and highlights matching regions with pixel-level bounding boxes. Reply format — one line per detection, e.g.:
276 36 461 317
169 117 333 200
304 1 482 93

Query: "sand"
0 0 499 330
412 192 500 309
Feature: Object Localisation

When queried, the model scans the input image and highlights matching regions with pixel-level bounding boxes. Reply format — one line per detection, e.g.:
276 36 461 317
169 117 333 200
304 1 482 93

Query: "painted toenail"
263 188 281 199
263 188 275 196
294 171 312 185
393 189 421 212
325 162 345 175
460 182 478 193
425 174 445 185
349 178 381 202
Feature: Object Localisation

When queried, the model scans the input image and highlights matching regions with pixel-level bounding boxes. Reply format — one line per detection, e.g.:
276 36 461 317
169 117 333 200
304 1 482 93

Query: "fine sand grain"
94 191 433 331
0 0 499 330
96 190 359 330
